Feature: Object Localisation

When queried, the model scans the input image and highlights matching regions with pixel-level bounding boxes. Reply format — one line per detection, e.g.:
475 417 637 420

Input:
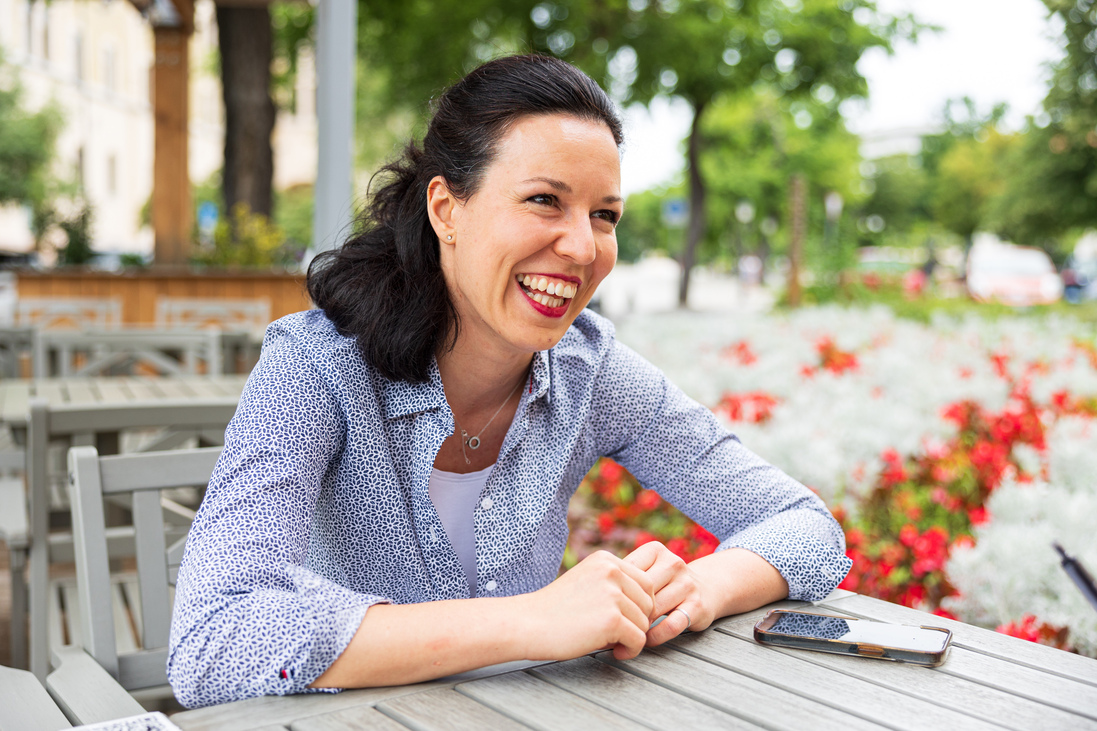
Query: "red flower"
721 340 758 366
932 607 958 620
967 506 989 526
879 448 908 487
600 460 624 483
666 537 690 560
997 615 1041 642
596 512 616 535
815 336 859 375
633 531 658 548
635 490 662 512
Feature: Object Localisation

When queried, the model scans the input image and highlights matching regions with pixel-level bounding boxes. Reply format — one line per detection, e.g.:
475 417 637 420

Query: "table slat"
602 644 882 730
720 617 1096 731
941 646 1097 720
62 379 97 405
93 379 135 404
117 378 162 401
681 624 1016 730
0 383 29 425
36 381 67 404
290 705 407 731
818 593 1097 686
378 688 529 730
171 685 440 731
530 655 763 730
457 670 647 730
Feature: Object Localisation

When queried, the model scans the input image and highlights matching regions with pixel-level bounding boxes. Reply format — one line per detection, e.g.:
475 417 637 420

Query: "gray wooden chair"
155 296 271 333
0 663 73 730
33 328 225 378
15 297 123 331
23 398 238 680
44 445 223 725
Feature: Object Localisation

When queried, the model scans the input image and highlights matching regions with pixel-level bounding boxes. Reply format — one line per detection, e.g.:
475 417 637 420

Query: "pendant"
467 435 481 449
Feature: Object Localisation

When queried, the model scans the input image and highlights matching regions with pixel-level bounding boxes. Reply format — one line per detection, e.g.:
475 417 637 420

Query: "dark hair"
307 54 623 383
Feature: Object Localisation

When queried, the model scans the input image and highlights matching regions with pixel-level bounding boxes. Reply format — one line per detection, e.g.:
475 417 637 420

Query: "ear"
426 176 461 245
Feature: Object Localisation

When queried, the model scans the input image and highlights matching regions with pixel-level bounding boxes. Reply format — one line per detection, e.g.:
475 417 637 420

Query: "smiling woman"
166 55 852 709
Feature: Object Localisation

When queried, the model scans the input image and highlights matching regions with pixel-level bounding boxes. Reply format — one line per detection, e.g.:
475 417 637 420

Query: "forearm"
688 547 789 619
310 595 531 688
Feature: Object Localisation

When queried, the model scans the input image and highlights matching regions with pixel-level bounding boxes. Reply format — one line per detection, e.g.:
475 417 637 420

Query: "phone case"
753 609 953 667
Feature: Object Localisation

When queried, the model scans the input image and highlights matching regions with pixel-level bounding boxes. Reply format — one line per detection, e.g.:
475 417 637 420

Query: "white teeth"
516 275 577 301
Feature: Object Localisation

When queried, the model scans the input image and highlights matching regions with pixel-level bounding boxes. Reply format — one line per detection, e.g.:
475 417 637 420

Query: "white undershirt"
428 464 493 596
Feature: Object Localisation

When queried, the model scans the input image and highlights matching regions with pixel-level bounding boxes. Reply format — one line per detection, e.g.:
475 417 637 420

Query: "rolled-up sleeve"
592 340 851 601
168 324 386 708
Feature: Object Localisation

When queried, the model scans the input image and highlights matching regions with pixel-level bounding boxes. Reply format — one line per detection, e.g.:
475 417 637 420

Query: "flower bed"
567 305 1097 656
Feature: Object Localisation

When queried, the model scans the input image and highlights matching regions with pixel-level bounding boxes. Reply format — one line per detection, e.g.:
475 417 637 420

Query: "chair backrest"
155 297 271 333
25 398 238 681
67 445 223 690
33 329 224 378
16 298 123 330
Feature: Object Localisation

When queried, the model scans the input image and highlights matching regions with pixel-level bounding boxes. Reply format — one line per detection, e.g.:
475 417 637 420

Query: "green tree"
929 127 1016 254
987 0 1097 251
703 87 863 267
534 0 911 304
855 154 930 247
0 48 64 249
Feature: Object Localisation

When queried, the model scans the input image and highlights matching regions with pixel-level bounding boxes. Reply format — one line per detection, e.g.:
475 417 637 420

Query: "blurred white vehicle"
966 237 1062 306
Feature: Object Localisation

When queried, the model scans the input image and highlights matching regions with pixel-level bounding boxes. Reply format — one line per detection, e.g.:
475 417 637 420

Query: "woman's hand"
516 550 655 661
623 541 714 646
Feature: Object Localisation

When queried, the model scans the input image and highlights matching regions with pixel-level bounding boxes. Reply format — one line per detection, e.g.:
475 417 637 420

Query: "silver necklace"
453 376 524 465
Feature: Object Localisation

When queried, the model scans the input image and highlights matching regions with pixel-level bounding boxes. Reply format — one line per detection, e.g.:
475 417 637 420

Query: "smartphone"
753 609 953 667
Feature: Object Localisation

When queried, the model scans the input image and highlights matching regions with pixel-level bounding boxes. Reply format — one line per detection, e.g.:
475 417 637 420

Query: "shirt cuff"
720 514 852 602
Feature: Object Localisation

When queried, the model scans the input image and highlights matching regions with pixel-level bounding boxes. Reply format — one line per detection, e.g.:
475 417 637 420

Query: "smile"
516 274 579 309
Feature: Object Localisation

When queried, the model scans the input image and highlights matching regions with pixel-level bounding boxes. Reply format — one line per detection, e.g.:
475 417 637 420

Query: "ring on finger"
674 607 692 629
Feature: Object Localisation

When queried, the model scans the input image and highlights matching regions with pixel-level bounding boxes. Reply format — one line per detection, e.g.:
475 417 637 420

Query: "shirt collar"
529 348 552 404
380 348 553 421
379 357 449 421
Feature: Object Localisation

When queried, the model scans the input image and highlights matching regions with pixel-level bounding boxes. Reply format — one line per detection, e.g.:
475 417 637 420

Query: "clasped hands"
519 541 713 663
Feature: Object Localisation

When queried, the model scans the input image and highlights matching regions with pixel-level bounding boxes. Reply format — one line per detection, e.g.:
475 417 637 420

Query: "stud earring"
446 235 453 241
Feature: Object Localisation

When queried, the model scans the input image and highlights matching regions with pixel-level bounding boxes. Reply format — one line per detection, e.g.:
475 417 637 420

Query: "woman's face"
435 113 622 357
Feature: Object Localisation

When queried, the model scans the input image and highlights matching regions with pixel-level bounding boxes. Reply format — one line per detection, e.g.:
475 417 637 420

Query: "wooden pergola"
128 0 356 266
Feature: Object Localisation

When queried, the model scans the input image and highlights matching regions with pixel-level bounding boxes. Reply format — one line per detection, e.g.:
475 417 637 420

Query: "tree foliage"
0 50 63 228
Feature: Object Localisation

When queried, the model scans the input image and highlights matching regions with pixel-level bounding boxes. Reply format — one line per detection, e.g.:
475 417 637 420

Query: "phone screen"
768 612 949 652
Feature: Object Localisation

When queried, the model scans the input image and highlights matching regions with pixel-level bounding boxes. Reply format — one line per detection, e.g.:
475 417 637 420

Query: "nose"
553 214 598 266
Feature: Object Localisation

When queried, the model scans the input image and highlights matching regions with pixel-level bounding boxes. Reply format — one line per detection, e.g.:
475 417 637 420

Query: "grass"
781 275 1097 329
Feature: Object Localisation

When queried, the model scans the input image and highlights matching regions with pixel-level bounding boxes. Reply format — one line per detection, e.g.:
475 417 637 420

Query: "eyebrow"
522 177 623 206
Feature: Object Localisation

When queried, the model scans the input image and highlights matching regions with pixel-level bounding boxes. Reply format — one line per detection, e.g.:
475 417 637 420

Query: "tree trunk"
217 6 276 219
677 100 708 308
786 173 807 307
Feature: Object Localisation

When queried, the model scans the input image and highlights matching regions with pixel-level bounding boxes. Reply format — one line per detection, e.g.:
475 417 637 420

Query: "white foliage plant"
616 305 1097 656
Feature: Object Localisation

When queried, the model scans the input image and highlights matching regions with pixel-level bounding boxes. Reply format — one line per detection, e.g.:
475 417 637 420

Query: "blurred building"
0 0 317 260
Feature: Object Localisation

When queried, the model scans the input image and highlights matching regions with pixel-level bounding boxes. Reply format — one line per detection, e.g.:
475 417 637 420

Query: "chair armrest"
0 663 72 730
45 647 146 726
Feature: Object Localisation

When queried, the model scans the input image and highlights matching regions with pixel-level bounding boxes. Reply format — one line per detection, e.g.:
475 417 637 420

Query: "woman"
168 54 851 708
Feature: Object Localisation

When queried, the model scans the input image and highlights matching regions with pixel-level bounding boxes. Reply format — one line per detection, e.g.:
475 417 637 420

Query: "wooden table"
169 589 1097 730
0 375 250 434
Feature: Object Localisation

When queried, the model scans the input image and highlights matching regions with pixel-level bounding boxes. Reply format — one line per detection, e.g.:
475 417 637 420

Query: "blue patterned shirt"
168 309 851 708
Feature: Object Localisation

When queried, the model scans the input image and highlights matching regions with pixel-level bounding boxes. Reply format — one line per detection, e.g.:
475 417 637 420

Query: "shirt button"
485 580 497 592
480 497 493 510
